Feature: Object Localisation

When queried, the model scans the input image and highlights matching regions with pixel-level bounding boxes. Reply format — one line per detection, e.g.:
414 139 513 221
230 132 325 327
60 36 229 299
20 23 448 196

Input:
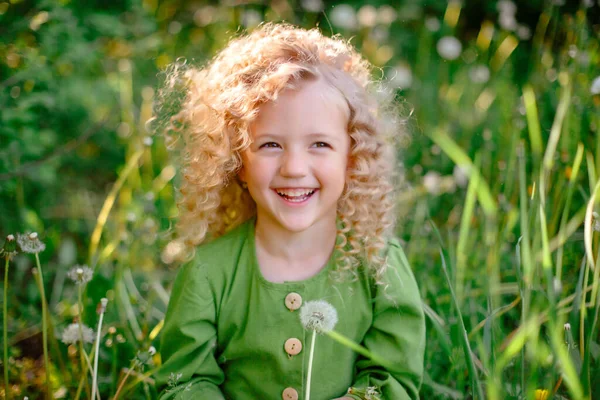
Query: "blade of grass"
555 144 585 280
428 128 498 218
522 85 543 160
583 179 600 273
456 154 480 306
88 150 144 266
436 244 485 399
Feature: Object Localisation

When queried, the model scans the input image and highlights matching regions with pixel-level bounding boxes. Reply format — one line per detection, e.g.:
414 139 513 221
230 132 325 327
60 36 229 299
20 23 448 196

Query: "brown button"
285 292 302 311
284 338 302 356
282 387 298 400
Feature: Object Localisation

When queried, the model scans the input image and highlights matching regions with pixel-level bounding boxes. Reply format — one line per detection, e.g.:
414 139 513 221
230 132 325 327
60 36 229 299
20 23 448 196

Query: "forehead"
250 78 350 134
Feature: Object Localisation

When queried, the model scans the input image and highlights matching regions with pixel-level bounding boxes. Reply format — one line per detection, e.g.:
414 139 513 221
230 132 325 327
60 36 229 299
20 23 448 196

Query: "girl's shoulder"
182 218 254 279
376 237 419 294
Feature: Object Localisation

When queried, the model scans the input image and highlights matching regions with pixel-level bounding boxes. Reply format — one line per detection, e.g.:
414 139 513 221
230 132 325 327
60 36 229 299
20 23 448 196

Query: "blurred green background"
1 0 600 399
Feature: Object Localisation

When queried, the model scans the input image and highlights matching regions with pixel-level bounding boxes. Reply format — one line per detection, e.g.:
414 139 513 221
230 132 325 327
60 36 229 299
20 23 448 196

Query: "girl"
154 22 425 400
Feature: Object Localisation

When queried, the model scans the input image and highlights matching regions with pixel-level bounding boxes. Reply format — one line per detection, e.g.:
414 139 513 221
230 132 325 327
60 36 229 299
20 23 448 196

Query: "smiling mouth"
274 189 317 203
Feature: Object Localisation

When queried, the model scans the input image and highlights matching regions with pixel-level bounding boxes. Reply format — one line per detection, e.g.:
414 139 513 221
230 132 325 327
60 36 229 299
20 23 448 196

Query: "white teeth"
275 189 315 197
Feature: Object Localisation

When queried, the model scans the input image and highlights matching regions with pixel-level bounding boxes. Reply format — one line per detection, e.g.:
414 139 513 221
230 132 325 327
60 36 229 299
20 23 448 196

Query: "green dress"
155 218 425 400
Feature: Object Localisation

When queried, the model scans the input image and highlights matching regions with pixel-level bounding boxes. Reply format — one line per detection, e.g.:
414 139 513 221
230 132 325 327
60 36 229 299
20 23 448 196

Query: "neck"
254 215 337 263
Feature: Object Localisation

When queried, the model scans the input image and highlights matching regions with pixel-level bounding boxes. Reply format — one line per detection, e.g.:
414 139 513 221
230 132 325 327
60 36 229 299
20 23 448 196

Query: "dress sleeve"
154 259 226 400
346 242 426 400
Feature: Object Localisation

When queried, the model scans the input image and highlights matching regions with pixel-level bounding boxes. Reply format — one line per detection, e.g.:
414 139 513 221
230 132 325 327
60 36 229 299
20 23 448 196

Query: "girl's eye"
313 142 331 148
260 142 280 149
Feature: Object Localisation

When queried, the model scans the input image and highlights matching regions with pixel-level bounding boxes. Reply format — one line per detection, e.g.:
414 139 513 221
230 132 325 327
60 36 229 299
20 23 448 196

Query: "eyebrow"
255 132 344 141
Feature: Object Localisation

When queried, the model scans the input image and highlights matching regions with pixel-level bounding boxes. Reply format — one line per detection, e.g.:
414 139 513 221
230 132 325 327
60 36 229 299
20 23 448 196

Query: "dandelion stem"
305 329 316 400
35 253 51 399
92 300 107 400
77 286 90 397
3 256 10 400
74 345 97 400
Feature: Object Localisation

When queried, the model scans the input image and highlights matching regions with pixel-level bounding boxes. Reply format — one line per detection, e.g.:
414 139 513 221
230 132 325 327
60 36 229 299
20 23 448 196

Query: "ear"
238 167 247 184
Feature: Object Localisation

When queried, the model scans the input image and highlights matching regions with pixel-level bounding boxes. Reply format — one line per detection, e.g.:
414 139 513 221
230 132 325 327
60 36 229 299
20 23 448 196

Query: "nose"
279 149 308 178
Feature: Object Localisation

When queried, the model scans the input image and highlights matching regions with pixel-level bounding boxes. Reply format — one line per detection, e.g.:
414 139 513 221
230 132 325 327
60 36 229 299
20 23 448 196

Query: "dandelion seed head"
2 234 18 259
331 4 358 31
497 1 516 15
424 17 440 32
299 300 338 333
61 323 94 345
423 171 442 194
387 65 413 89
453 165 470 188
98 297 108 314
436 36 462 60
300 0 324 13
67 265 93 285
591 76 600 95
517 24 531 40
16 232 46 254
469 65 490 84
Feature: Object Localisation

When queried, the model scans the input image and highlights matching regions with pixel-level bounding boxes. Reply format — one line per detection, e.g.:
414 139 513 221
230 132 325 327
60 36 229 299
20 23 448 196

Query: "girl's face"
240 78 350 235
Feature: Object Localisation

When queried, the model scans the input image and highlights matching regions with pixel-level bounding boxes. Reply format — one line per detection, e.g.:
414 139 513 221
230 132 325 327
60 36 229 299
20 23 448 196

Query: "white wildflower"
300 0 323 13
377 5 397 25
564 322 571 331
67 265 93 285
240 9 261 29
142 136 153 146
469 65 490 84
357 5 377 28
591 76 600 95
387 64 413 89
517 24 531 40
423 171 442 194
499 12 517 31
496 0 516 15
436 36 462 60
453 165 470 188
61 323 94 345
300 300 338 333
16 232 46 254
331 4 357 30
424 16 440 32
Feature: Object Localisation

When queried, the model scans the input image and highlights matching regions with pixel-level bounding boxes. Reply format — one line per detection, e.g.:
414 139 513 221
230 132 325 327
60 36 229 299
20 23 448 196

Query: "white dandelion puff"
331 4 358 30
436 36 462 60
387 65 413 89
357 5 377 28
453 165 470 188
300 0 323 13
61 323 94 345
16 232 46 254
591 76 600 95
423 171 442 194
424 16 440 32
469 65 490 84
300 300 338 333
67 265 94 285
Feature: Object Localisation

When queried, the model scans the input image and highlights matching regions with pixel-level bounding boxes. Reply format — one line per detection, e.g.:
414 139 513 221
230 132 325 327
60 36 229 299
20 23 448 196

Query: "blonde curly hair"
156 22 405 283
